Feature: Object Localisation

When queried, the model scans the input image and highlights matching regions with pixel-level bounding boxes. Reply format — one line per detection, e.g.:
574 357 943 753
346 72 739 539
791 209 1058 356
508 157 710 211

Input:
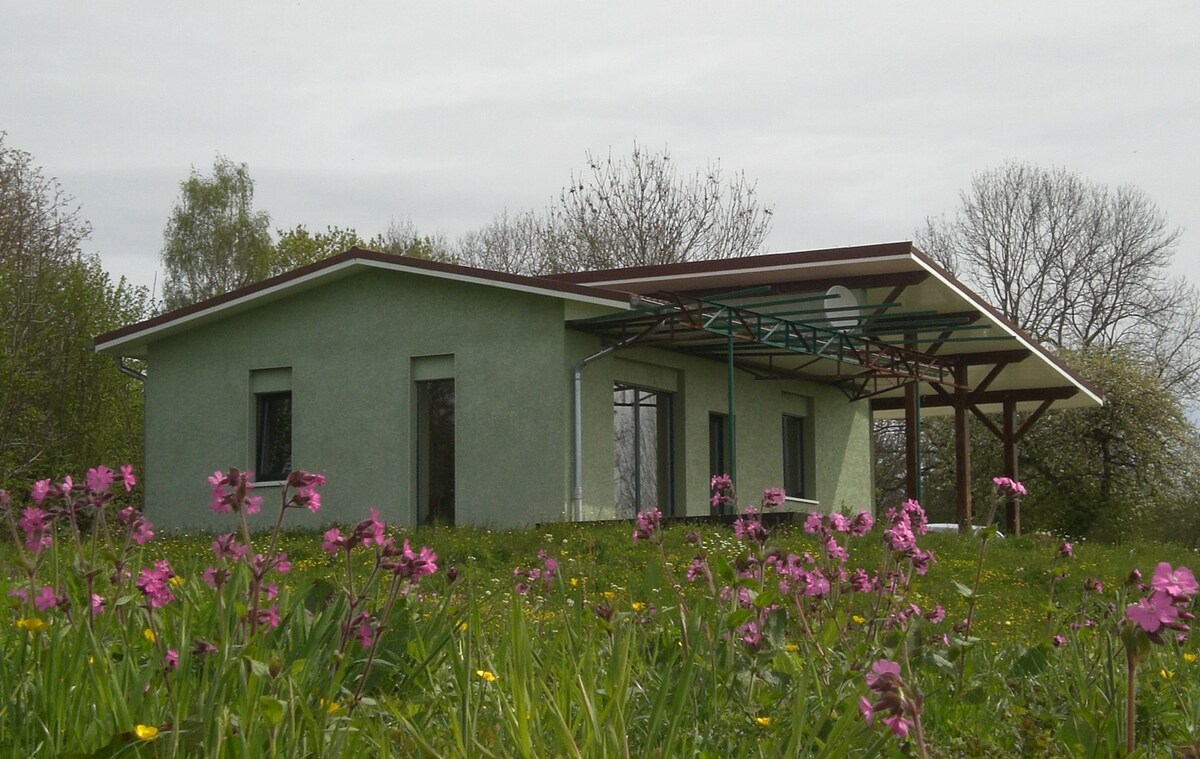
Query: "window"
417 378 455 525
709 412 728 477
613 384 673 517
782 414 809 499
255 391 292 482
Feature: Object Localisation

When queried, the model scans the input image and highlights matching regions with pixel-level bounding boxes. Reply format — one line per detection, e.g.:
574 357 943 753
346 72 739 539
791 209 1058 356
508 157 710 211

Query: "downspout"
114 356 147 383
571 314 663 522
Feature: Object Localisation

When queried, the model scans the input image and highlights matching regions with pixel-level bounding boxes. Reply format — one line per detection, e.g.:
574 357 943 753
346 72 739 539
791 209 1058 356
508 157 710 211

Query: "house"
93 242 1101 532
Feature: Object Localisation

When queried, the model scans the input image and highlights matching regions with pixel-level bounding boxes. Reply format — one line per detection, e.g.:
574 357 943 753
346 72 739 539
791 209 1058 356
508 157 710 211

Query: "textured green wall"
145 270 572 530
142 269 873 530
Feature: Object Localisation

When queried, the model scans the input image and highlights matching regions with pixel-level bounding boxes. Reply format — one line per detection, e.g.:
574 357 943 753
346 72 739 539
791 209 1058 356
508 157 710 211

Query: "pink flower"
59 476 73 497
865 660 902 692
761 487 786 509
632 508 662 544
992 476 1027 497
164 649 179 670
1059 541 1074 559
34 586 60 612
1151 563 1198 601
686 557 709 583
211 533 248 561
1126 594 1179 634
829 512 850 533
849 511 874 537
18 507 53 554
882 714 912 738
322 527 345 555
803 512 824 534
710 474 732 491
382 540 439 582
859 696 874 725
119 464 137 492
86 466 115 493
136 561 177 609
254 605 281 630
91 594 106 615
30 479 51 505
1052 634 1066 647
131 518 155 545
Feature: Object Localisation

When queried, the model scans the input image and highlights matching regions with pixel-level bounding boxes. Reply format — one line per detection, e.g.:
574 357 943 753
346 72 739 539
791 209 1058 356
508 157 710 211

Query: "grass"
5 506 1200 757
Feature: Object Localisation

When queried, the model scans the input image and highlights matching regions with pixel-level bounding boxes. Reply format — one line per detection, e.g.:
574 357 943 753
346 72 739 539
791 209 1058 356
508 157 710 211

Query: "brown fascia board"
547 241 919 284
905 245 1104 405
93 248 638 351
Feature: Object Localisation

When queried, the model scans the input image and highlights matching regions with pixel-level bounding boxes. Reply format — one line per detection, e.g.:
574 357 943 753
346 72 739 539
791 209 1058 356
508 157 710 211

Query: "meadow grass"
4 473 1199 757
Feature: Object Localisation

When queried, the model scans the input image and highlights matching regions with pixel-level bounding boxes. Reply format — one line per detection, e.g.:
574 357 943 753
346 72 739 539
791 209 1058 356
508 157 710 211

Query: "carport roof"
552 241 1102 416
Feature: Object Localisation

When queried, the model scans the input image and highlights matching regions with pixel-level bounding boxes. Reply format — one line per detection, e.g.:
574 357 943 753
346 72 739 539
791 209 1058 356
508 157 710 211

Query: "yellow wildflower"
755 717 772 727
169 576 186 587
319 699 340 715
143 628 156 643
134 724 159 741
1161 669 1174 680
784 643 799 653
851 615 865 625
570 578 579 588
15 618 47 633
476 670 497 682
1184 653 1197 664
457 621 468 632
631 602 645 612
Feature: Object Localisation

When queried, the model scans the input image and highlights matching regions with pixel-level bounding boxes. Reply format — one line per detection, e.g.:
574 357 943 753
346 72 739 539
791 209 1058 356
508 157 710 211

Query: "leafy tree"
270 225 366 276
161 156 273 310
0 134 149 486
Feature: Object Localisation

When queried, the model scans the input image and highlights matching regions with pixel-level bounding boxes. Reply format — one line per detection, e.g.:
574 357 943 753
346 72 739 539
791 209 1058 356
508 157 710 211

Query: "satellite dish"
824 285 863 331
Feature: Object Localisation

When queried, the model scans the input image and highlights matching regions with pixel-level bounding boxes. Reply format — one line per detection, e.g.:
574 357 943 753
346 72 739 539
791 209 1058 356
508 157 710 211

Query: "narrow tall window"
613 384 673 517
782 414 808 499
256 391 292 482
417 378 455 525
709 412 727 480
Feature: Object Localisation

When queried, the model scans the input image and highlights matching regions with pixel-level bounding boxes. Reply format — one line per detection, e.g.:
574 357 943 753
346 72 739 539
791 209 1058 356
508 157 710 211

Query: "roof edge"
94 248 635 354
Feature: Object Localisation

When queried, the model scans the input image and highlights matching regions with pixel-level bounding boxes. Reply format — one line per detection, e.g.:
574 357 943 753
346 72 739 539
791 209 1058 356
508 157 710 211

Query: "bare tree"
367 218 454 262
543 143 773 272
455 209 548 275
917 162 1198 397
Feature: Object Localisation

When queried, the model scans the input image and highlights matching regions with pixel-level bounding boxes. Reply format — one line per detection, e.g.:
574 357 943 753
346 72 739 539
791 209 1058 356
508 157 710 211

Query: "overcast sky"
3 2 1198 296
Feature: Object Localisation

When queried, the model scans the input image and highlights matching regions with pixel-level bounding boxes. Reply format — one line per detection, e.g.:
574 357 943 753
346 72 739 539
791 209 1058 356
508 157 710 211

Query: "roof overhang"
555 242 1102 417
94 248 635 358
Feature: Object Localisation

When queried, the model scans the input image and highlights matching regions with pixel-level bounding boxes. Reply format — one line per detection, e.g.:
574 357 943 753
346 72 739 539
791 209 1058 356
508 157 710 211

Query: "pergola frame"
559 243 1102 536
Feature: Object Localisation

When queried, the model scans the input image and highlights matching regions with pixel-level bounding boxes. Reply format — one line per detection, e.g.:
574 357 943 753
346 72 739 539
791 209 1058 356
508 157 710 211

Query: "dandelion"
133 724 159 741
755 716 772 727
631 602 645 612
476 669 497 682
143 628 156 644
15 618 47 633
1184 653 1197 664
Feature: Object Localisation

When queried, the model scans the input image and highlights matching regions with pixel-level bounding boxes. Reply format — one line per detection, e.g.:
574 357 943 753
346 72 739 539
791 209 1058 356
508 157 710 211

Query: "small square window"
256 391 292 482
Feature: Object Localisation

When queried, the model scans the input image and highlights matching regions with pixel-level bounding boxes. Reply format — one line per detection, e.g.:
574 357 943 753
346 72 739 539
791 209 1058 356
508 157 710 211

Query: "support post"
726 326 737 502
904 381 921 502
1002 399 1020 536
953 361 973 531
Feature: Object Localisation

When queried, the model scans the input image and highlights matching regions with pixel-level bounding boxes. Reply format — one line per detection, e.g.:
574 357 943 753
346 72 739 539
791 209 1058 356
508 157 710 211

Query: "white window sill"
254 480 286 487
785 496 820 508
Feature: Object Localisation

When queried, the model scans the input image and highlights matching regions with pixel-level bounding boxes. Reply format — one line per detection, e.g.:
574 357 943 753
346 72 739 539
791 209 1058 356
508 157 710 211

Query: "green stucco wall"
142 269 873 531
144 270 573 530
